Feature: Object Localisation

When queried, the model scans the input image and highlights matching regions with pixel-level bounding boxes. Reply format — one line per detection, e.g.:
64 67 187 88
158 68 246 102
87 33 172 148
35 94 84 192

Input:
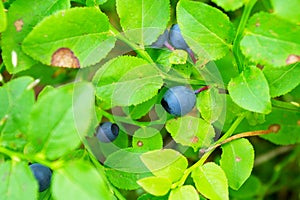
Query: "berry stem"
186 48 197 64
163 41 175 51
194 85 210 94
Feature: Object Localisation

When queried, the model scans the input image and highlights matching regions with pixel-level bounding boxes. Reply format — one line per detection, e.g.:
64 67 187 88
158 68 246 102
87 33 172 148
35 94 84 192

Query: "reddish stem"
187 48 197 64
163 41 175 51
204 129 274 153
194 85 210 94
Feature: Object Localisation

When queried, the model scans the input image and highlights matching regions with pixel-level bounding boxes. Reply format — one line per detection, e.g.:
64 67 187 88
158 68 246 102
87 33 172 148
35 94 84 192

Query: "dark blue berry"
151 30 169 48
29 163 52 192
96 122 119 143
169 24 197 63
169 24 189 50
161 86 196 116
151 30 175 51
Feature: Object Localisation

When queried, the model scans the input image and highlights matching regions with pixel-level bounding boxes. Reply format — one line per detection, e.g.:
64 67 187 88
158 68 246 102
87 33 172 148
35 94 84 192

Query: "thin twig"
204 129 275 153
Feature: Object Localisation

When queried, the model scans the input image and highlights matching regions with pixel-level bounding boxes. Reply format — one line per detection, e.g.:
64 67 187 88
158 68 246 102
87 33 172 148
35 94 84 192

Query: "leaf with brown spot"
22 7 116 68
51 48 80 68
220 138 254 190
166 115 215 151
241 12 300 67
1 0 70 73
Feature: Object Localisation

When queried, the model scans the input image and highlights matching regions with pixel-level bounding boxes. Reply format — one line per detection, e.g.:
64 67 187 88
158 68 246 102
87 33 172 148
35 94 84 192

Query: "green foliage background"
0 0 299 199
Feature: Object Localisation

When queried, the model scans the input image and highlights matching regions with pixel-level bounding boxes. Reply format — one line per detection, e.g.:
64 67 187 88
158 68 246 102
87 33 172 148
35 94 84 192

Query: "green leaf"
169 50 189 65
245 112 265 126
123 95 157 120
104 148 149 173
93 56 163 107
166 116 215 150
16 64 75 85
271 0 300 24
197 87 225 123
177 0 235 62
0 161 38 200
192 162 229 200
0 1 7 32
52 161 113 200
211 0 246 11
22 7 116 68
27 82 94 160
229 175 262 199
154 50 173 72
72 83 97 138
228 66 272 114
116 0 170 46
214 52 240 84
105 168 152 190
220 138 254 190
218 95 245 132
0 77 35 151
104 148 152 189
140 149 188 183
240 12 300 67
172 63 194 79
137 176 172 196
169 185 200 200
1 0 70 73
132 127 163 150
263 63 300 97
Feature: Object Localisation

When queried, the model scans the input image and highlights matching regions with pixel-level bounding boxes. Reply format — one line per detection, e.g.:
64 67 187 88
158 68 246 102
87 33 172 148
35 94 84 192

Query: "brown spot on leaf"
268 124 281 133
14 19 24 32
286 54 300 65
51 48 80 68
256 64 264 70
235 156 241 162
297 120 300 126
255 22 260 27
137 141 143 147
191 136 199 143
